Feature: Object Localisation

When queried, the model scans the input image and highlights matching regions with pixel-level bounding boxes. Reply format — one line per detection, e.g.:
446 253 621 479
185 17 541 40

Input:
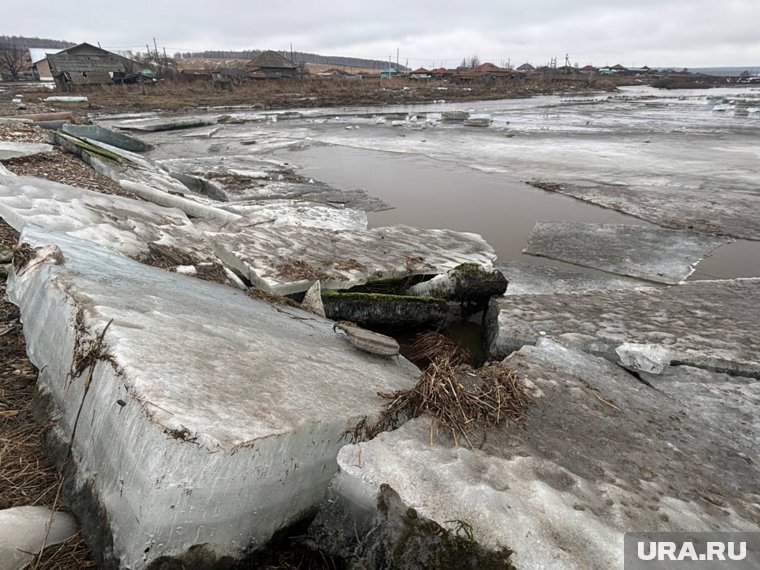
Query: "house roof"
246 50 298 70
411 67 430 74
517 63 534 71
47 52 127 84
580 65 597 71
58 42 108 55
474 62 503 73
430 67 449 74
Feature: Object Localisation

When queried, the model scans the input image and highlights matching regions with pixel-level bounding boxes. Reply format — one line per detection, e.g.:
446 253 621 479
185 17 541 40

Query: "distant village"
3 41 758 92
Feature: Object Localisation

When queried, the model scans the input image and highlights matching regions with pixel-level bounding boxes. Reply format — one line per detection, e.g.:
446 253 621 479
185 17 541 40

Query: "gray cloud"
3 0 759 67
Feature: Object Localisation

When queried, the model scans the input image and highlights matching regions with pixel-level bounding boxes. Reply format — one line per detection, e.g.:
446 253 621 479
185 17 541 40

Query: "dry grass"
321 258 367 272
78 75 617 113
247 289 301 308
275 259 331 282
0 231 97 567
34 532 98 570
407 331 473 368
351 358 531 448
11 242 35 271
4 150 137 199
137 243 229 284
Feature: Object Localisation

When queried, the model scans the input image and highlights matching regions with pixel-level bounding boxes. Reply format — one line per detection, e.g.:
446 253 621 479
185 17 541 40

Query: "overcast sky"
4 0 759 68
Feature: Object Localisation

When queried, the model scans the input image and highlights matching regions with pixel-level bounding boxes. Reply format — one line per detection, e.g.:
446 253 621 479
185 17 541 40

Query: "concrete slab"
530 181 760 241
487 277 760 377
499 260 649 295
523 222 731 284
8 227 417 568
205 224 497 295
317 339 760 569
0 175 214 263
0 141 53 161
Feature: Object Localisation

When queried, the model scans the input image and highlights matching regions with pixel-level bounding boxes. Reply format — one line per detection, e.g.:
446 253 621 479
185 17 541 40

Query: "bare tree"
0 46 26 80
468 55 480 69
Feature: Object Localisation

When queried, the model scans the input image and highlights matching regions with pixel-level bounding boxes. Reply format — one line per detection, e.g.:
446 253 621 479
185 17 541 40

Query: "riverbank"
0 75 626 116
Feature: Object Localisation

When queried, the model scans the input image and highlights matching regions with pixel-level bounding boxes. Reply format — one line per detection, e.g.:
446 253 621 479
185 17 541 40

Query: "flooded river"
273 85 760 280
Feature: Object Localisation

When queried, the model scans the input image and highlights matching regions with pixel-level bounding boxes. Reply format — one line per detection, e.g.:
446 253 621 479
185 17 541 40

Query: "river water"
273 86 760 280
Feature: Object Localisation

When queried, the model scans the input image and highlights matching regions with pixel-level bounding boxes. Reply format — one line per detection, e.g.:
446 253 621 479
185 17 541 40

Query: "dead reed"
350 357 530 448
407 331 473 368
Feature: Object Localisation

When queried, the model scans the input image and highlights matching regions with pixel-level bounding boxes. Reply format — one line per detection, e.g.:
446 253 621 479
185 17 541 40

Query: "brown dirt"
0 121 136 198
0 121 49 143
3 149 138 198
0 75 624 116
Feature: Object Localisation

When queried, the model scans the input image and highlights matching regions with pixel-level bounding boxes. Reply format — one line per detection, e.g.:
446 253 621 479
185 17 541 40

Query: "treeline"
0 35 75 49
175 50 399 70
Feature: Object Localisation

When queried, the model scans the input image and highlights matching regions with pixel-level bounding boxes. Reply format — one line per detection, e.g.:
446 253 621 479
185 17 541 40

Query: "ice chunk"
0 141 53 160
115 116 218 132
0 175 215 262
205 224 497 295
0 506 77 570
615 342 672 374
487 277 760 378
523 222 731 284
317 339 760 569
499 260 649 296
7 227 416 568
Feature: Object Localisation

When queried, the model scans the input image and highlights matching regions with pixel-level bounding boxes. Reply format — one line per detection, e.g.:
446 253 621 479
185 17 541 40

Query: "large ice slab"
499 260 649 295
0 175 214 262
205 224 497 295
319 339 760 569
523 222 731 284
8 227 417 568
530 181 760 241
159 155 389 211
487 277 760 377
0 141 53 160
50 130 191 196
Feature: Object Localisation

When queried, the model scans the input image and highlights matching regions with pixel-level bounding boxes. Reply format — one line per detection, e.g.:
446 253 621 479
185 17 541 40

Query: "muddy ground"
0 75 627 116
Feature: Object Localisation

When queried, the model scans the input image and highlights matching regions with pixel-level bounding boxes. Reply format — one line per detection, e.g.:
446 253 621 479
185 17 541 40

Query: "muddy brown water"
280 144 760 281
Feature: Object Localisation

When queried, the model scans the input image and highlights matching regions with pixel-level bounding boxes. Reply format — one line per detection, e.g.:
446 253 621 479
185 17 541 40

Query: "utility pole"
153 37 159 61
396 48 399 71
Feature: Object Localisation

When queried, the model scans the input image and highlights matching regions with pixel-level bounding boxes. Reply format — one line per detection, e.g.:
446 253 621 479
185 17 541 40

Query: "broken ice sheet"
523 222 731 283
